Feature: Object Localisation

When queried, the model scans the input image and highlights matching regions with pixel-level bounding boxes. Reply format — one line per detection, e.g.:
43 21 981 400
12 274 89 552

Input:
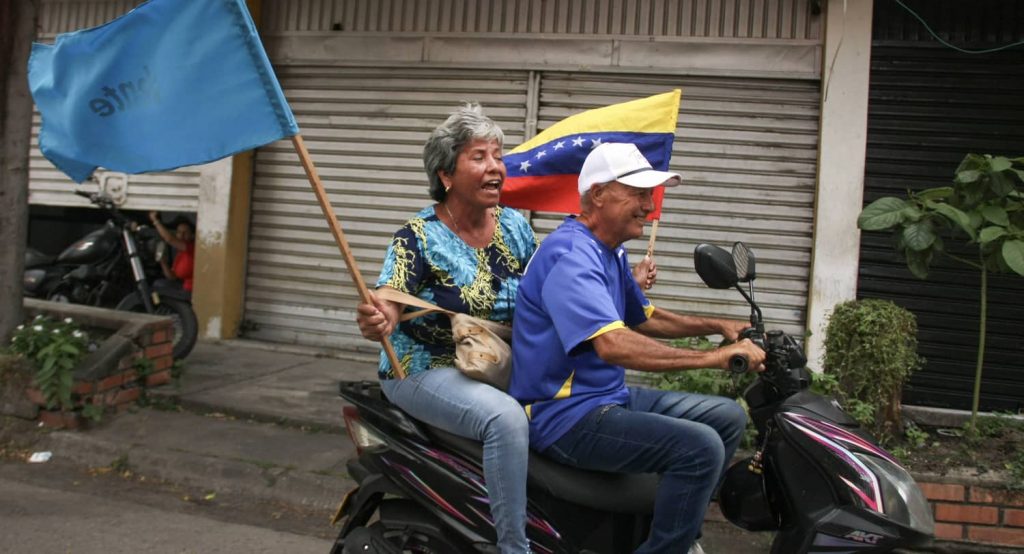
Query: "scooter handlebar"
727 327 764 374
729 354 749 374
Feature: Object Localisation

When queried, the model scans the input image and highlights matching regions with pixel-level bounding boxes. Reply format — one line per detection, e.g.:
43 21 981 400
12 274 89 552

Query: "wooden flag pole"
290 135 406 378
646 219 660 258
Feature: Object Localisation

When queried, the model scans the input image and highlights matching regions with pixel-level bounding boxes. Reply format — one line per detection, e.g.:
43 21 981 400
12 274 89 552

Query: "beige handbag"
375 287 513 390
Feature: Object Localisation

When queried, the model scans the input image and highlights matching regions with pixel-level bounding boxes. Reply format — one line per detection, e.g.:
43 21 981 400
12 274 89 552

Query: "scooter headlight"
858 453 935 535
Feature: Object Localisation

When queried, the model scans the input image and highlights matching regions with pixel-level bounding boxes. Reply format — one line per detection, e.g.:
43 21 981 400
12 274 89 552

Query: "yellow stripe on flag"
510 89 681 154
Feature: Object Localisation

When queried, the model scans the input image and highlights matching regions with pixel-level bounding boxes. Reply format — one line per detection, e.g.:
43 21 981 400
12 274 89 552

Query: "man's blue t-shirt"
509 217 653 451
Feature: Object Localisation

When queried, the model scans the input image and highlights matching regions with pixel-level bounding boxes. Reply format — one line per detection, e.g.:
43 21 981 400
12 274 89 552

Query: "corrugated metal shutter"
29 0 201 212
243 67 529 350
531 73 820 336
859 0 1024 412
266 0 820 39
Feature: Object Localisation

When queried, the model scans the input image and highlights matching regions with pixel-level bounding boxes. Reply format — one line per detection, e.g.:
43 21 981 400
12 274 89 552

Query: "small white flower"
64 317 73 324
34 315 43 320
16 325 24 330
72 330 84 339
52 329 61 334
33 325 43 332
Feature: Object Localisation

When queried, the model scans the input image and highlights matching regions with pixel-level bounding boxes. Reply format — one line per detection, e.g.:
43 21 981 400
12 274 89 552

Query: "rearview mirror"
694 244 738 289
732 242 756 283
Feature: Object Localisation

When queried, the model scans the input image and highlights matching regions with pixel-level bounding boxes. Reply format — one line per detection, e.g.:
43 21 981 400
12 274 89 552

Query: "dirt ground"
892 415 1024 487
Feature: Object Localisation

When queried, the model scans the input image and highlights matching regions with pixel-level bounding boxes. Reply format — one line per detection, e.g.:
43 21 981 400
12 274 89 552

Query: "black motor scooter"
330 242 935 553
23 190 198 360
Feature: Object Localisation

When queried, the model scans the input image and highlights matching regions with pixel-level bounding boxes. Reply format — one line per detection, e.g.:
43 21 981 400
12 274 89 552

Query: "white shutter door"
532 73 820 337
243 66 529 351
29 1 200 212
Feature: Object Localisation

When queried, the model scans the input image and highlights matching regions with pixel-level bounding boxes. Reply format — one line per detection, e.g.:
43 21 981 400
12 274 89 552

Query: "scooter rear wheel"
339 522 469 554
372 521 466 553
337 499 475 554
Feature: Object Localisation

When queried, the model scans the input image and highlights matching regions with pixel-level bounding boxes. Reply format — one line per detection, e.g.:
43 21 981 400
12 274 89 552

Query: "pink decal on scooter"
840 475 883 514
785 412 897 463
414 443 489 492
782 413 883 514
381 457 475 525
527 511 562 539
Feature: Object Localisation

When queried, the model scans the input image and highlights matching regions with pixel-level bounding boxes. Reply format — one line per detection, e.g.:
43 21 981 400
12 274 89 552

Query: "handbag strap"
375 287 454 322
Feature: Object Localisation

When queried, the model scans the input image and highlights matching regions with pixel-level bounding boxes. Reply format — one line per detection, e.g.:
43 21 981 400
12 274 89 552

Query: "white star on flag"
572 136 585 147
519 160 532 172
590 137 603 148
553 141 565 150
535 151 547 159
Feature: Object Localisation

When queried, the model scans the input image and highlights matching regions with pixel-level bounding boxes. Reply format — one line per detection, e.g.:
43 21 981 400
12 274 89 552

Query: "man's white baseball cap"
577 142 681 195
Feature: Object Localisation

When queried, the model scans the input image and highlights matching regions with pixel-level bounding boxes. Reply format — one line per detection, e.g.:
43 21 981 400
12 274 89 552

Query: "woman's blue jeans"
381 367 530 554
541 387 747 554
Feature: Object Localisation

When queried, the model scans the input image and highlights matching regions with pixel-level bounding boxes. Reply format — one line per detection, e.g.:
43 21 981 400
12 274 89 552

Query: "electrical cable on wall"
896 0 1024 54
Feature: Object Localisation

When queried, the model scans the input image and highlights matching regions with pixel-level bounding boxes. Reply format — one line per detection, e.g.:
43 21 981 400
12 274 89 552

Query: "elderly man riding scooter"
508 142 767 554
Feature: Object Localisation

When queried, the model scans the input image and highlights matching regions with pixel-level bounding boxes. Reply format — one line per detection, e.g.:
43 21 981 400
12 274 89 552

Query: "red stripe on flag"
501 175 581 214
502 175 666 220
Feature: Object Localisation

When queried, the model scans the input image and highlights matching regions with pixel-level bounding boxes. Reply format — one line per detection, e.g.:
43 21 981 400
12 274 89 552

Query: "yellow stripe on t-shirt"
644 303 655 319
554 371 575 400
587 320 626 341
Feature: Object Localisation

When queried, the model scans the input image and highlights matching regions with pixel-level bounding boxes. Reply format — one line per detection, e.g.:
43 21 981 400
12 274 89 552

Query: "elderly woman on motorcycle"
356 103 534 553
355 103 656 553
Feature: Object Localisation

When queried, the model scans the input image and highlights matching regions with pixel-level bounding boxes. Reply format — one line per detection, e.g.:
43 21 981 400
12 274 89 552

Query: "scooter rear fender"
334 471 402 535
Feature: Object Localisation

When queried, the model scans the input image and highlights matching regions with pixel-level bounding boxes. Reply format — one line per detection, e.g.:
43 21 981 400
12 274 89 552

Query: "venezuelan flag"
502 89 681 219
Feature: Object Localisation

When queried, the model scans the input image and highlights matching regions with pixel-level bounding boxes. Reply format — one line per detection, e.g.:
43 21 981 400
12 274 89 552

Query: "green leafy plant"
823 299 924 445
658 337 758 448
132 356 158 408
660 336 755 398
858 153 1024 431
904 422 930 449
171 359 186 383
8 316 90 411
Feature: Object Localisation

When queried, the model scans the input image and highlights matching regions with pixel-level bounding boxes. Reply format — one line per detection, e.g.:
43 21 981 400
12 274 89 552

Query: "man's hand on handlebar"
717 319 753 342
716 339 766 373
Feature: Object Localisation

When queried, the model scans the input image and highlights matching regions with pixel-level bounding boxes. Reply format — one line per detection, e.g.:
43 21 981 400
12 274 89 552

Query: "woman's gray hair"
423 103 504 202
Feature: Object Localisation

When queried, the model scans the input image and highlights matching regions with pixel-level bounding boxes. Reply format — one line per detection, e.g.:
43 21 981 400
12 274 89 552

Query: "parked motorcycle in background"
329 242 935 554
23 190 198 360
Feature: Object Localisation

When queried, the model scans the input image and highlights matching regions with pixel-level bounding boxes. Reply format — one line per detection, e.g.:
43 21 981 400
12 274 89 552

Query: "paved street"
0 463 333 553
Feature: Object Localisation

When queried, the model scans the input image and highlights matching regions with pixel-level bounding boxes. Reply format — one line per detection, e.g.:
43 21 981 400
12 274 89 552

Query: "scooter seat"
426 427 657 515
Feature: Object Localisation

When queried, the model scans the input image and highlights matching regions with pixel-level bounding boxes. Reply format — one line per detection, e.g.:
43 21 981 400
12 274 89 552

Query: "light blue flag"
28 0 299 183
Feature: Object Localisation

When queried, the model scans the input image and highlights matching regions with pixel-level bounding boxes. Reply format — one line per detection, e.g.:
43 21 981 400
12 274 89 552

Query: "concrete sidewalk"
166 339 378 429
38 340 379 514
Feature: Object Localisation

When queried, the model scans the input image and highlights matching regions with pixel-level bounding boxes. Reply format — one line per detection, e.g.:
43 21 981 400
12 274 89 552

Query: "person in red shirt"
149 211 196 295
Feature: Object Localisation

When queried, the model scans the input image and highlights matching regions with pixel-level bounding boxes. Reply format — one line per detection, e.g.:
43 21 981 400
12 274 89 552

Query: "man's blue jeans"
541 387 747 554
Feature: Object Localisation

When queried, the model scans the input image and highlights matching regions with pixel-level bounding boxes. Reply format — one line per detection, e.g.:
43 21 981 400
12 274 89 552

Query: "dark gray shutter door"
859 0 1024 411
